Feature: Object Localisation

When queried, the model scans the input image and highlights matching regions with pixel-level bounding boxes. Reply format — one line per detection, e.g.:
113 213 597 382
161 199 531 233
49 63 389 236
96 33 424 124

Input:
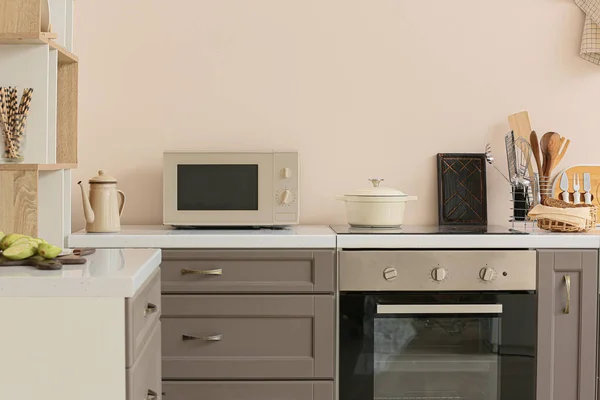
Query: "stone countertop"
68 225 336 249
66 224 600 250
334 224 600 249
0 249 161 297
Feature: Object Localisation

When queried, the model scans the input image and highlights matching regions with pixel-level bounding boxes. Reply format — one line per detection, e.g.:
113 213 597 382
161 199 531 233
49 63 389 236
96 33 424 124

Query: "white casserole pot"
336 179 417 227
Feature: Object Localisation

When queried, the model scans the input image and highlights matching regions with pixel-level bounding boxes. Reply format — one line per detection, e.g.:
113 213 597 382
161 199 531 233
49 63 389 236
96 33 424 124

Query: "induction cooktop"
330 225 529 235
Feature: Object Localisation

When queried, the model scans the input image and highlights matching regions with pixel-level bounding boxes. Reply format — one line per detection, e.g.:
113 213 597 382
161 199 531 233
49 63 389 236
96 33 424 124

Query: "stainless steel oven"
339 250 537 400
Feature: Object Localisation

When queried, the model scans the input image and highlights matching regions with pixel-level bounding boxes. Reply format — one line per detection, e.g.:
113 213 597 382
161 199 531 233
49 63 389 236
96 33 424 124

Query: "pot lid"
89 170 117 184
345 179 409 197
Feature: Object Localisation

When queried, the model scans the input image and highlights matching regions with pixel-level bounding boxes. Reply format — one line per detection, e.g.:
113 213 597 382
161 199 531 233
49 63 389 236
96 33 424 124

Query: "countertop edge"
0 249 162 298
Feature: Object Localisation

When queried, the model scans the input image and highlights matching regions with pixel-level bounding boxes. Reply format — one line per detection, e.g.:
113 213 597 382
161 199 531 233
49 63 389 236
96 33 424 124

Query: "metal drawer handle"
563 274 571 314
146 389 158 400
181 268 222 276
144 303 158 317
182 334 223 342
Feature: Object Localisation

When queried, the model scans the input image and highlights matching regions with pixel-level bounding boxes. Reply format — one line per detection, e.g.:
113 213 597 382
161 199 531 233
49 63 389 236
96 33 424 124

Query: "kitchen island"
0 249 162 400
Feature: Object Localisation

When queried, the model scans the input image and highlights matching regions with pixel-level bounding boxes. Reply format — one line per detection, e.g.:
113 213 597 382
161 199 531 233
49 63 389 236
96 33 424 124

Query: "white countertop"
68 225 336 249
67 224 600 250
335 224 600 249
0 249 161 297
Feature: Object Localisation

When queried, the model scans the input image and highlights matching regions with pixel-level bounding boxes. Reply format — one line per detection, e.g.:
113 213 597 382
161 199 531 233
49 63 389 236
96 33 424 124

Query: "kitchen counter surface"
68 225 336 249
0 249 161 297
335 224 600 249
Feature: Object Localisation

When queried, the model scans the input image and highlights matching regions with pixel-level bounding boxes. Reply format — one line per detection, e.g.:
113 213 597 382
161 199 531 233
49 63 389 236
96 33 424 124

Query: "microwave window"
177 164 259 211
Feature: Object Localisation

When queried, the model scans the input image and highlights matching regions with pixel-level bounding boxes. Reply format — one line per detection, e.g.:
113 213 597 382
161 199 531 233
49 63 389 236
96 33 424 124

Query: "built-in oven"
339 250 537 400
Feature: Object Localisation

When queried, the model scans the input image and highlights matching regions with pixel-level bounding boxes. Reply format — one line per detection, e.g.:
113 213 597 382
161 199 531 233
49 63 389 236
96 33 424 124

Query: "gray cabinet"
161 295 334 379
161 249 336 400
537 250 598 400
161 250 335 293
162 381 334 400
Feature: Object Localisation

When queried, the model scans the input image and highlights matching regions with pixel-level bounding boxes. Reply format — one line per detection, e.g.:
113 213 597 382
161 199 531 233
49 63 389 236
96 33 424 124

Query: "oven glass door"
340 293 536 400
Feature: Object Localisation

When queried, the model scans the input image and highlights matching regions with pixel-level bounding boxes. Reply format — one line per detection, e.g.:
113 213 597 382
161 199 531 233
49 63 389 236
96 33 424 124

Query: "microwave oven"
163 151 299 227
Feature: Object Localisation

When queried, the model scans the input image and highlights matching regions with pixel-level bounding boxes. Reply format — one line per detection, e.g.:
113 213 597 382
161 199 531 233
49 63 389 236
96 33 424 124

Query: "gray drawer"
161 295 334 379
161 250 334 293
126 269 161 367
127 322 161 400
162 381 334 400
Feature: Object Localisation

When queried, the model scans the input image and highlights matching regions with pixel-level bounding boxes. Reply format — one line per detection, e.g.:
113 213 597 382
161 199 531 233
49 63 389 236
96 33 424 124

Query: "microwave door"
163 152 275 226
176 164 260 211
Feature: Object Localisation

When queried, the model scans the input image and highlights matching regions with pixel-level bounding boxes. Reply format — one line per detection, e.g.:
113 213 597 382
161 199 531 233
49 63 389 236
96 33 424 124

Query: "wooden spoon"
540 132 561 177
530 131 543 175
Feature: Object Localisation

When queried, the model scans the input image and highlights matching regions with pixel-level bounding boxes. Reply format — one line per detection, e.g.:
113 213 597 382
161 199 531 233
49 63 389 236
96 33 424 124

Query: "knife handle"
585 192 593 205
562 191 570 203
573 192 581 205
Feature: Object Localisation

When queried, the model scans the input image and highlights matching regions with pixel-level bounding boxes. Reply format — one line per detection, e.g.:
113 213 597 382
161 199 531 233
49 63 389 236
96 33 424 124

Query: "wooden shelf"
0 33 78 64
0 163 76 171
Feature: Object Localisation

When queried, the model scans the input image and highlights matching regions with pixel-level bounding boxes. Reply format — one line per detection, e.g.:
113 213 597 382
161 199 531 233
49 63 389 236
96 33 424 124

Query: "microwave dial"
276 189 296 205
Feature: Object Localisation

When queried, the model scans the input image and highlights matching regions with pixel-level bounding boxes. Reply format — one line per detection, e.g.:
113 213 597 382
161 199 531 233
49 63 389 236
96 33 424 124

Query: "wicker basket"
535 197 598 233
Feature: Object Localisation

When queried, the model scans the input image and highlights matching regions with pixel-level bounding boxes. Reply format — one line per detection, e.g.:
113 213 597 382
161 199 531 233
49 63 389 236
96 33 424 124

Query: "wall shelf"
0 163 76 171
0 0 77 246
0 33 78 63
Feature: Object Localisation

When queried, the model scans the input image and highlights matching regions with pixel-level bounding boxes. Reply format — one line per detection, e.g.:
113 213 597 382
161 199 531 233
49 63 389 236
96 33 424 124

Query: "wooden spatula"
509 111 535 177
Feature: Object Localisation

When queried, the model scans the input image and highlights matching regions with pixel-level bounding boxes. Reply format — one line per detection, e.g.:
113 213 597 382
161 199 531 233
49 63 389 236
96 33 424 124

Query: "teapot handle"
117 190 126 217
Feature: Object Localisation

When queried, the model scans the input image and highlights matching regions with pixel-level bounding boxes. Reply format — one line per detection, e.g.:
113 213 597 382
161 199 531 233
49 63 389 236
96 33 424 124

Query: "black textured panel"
437 153 488 225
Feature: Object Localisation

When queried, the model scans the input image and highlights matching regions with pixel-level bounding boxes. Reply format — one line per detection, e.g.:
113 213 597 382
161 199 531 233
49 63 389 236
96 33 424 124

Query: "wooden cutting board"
552 165 600 206
0 248 96 270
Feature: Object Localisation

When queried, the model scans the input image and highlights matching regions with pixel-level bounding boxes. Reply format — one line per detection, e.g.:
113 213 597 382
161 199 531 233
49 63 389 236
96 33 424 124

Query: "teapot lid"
89 170 117 184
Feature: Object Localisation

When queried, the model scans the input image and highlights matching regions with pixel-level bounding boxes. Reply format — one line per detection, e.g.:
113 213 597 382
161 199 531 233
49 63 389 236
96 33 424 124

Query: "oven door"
339 292 536 400
163 152 274 226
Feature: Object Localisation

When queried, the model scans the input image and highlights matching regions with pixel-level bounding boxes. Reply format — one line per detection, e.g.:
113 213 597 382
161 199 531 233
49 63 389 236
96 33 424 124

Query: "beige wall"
72 0 600 229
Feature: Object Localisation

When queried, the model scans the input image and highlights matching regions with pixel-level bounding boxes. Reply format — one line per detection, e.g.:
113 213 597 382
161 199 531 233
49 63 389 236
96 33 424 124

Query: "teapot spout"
78 181 95 224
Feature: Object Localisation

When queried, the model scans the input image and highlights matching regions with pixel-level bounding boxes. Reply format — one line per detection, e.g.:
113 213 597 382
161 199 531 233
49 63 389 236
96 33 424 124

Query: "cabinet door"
537 250 598 400
161 295 335 379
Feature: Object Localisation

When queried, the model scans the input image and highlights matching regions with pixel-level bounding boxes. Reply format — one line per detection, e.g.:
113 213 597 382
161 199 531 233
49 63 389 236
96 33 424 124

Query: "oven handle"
376 304 503 314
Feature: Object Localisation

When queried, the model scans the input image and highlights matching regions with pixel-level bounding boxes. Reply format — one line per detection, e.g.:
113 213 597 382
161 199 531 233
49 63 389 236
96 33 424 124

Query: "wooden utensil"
540 132 561 177
530 131 543 175
508 111 534 177
554 137 570 171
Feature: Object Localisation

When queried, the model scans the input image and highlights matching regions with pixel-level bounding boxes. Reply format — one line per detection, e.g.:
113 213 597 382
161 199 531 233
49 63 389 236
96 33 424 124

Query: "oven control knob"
431 267 447 281
479 267 496 282
278 190 293 204
383 267 398 281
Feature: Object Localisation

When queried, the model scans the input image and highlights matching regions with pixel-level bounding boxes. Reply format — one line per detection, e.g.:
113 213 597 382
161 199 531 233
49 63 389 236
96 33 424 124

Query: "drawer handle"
181 268 223 276
144 303 158 317
182 333 223 342
146 390 158 400
563 274 571 314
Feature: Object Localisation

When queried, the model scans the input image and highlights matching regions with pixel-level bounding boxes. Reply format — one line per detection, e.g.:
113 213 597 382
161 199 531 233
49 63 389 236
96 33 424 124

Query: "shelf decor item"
0 87 33 163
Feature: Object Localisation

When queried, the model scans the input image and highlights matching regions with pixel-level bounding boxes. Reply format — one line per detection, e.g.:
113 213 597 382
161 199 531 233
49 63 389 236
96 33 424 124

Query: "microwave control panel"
273 152 299 224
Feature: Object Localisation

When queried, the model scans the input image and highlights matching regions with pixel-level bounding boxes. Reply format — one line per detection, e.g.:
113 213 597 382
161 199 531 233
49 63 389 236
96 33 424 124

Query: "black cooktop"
330 225 529 235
